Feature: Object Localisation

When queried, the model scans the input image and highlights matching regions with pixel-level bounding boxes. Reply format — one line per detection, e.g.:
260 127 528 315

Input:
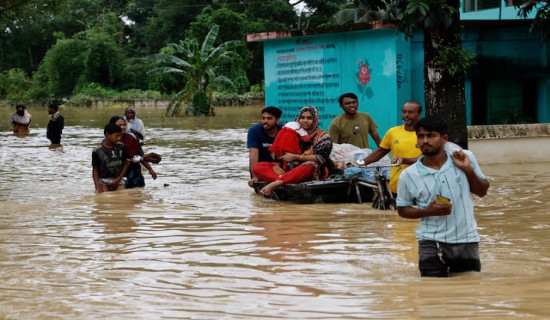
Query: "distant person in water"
47 104 64 145
123 107 145 142
11 104 31 134
110 116 157 188
92 123 130 193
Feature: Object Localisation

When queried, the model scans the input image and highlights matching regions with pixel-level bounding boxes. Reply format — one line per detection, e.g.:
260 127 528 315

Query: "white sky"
290 0 308 13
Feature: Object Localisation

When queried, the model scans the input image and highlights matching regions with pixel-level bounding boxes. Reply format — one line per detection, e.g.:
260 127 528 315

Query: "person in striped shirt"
396 116 490 277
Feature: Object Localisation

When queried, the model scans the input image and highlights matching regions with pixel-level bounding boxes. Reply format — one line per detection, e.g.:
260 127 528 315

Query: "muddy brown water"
0 106 549 319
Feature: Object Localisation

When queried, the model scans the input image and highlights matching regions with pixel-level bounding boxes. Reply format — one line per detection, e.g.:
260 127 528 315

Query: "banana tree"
149 24 242 117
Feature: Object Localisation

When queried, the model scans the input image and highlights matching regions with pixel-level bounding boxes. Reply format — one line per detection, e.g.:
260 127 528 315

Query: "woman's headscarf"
295 106 325 142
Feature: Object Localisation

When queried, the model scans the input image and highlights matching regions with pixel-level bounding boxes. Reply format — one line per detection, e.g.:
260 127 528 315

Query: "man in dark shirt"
247 106 282 187
47 104 64 145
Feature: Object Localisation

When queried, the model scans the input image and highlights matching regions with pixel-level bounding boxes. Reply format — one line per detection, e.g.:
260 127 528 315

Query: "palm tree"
149 24 242 117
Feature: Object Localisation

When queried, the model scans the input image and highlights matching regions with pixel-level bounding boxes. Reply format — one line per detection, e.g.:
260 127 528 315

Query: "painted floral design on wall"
357 57 374 100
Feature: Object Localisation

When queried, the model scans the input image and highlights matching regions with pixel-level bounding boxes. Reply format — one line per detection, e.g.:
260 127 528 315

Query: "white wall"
469 136 550 165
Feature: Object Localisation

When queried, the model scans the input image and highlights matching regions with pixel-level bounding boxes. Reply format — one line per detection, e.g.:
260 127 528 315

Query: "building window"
464 0 501 12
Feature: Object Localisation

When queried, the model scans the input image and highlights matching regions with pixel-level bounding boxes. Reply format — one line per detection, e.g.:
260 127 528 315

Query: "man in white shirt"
11 104 32 133
124 107 145 142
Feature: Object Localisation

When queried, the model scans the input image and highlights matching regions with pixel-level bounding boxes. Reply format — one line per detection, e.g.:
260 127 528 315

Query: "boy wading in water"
92 123 131 193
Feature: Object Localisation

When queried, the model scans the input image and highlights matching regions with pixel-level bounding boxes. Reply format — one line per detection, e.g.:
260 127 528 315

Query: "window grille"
464 0 501 12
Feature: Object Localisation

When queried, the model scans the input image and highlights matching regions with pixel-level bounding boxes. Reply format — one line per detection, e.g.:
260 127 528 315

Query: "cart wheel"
262 190 280 201
270 191 280 201
381 198 396 210
372 194 382 210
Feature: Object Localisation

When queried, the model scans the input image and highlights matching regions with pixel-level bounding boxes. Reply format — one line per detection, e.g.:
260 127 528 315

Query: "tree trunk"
423 0 468 148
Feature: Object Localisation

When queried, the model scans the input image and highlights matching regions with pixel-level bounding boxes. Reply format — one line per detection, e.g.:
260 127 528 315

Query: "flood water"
0 105 549 319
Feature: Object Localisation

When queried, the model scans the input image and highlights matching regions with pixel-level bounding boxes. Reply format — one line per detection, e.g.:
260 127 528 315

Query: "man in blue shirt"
396 116 490 277
247 106 283 187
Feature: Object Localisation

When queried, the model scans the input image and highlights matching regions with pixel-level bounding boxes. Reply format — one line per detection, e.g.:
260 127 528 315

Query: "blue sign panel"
264 28 411 136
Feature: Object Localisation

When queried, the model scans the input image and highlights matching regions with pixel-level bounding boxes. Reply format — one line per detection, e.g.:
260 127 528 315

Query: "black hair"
124 107 136 115
404 101 423 114
338 93 358 105
414 115 448 135
109 116 124 124
104 123 122 135
48 104 59 112
262 106 282 119
16 104 26 110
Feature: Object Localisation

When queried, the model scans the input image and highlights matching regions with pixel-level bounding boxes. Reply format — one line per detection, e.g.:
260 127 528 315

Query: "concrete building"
248 1 549 163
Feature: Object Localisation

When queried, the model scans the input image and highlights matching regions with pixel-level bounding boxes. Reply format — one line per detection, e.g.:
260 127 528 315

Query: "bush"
117 89 165 100
35 38 87 96
65 84 166 107
64 93 94 107
250 81 265 93
0 68 33 102
77 82 119 98
212 92 250 106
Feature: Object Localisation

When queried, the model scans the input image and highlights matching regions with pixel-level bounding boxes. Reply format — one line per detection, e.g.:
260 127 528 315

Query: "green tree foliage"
0 0 61 74
0 0 127 74
240 0 297 31
3 0 394 108
0 68 32 102
138 0 212 54
32 31 126 100
121 0 158 56
298 0 349 29
149 24 242 117
187 6 249 94
239 1 297 86
80 34 125 90
331 3 385 26
33 38 87 97
352 0 470 148
512 0 550 42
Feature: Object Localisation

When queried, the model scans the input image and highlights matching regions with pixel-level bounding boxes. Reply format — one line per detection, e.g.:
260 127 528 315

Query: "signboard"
263 28 411 136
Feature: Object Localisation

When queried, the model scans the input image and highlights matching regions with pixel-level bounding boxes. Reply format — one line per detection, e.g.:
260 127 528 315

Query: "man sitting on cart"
247 106 283 188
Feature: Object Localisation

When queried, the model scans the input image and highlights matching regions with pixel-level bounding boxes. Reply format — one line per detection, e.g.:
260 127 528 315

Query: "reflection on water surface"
0 106 549 319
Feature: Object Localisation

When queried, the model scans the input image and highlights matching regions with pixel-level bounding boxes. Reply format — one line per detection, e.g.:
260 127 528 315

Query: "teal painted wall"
261 23 549 128
462 27 543 71
406 26 548 125
462 26 548 124
263 28 411 138
461 1 536 20
540 80 550 122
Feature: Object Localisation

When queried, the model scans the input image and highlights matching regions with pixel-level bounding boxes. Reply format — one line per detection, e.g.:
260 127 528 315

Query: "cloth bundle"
143 152 162 164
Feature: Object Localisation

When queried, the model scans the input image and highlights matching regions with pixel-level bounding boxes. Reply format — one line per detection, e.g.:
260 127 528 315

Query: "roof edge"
247 19 534 42
247 20 396 42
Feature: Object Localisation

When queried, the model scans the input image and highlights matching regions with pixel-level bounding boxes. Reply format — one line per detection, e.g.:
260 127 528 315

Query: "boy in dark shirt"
92 123 130 193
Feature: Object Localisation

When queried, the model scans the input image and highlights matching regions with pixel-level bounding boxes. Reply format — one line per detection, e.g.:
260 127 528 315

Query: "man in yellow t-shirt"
329 93 382 149
362 101 423 194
